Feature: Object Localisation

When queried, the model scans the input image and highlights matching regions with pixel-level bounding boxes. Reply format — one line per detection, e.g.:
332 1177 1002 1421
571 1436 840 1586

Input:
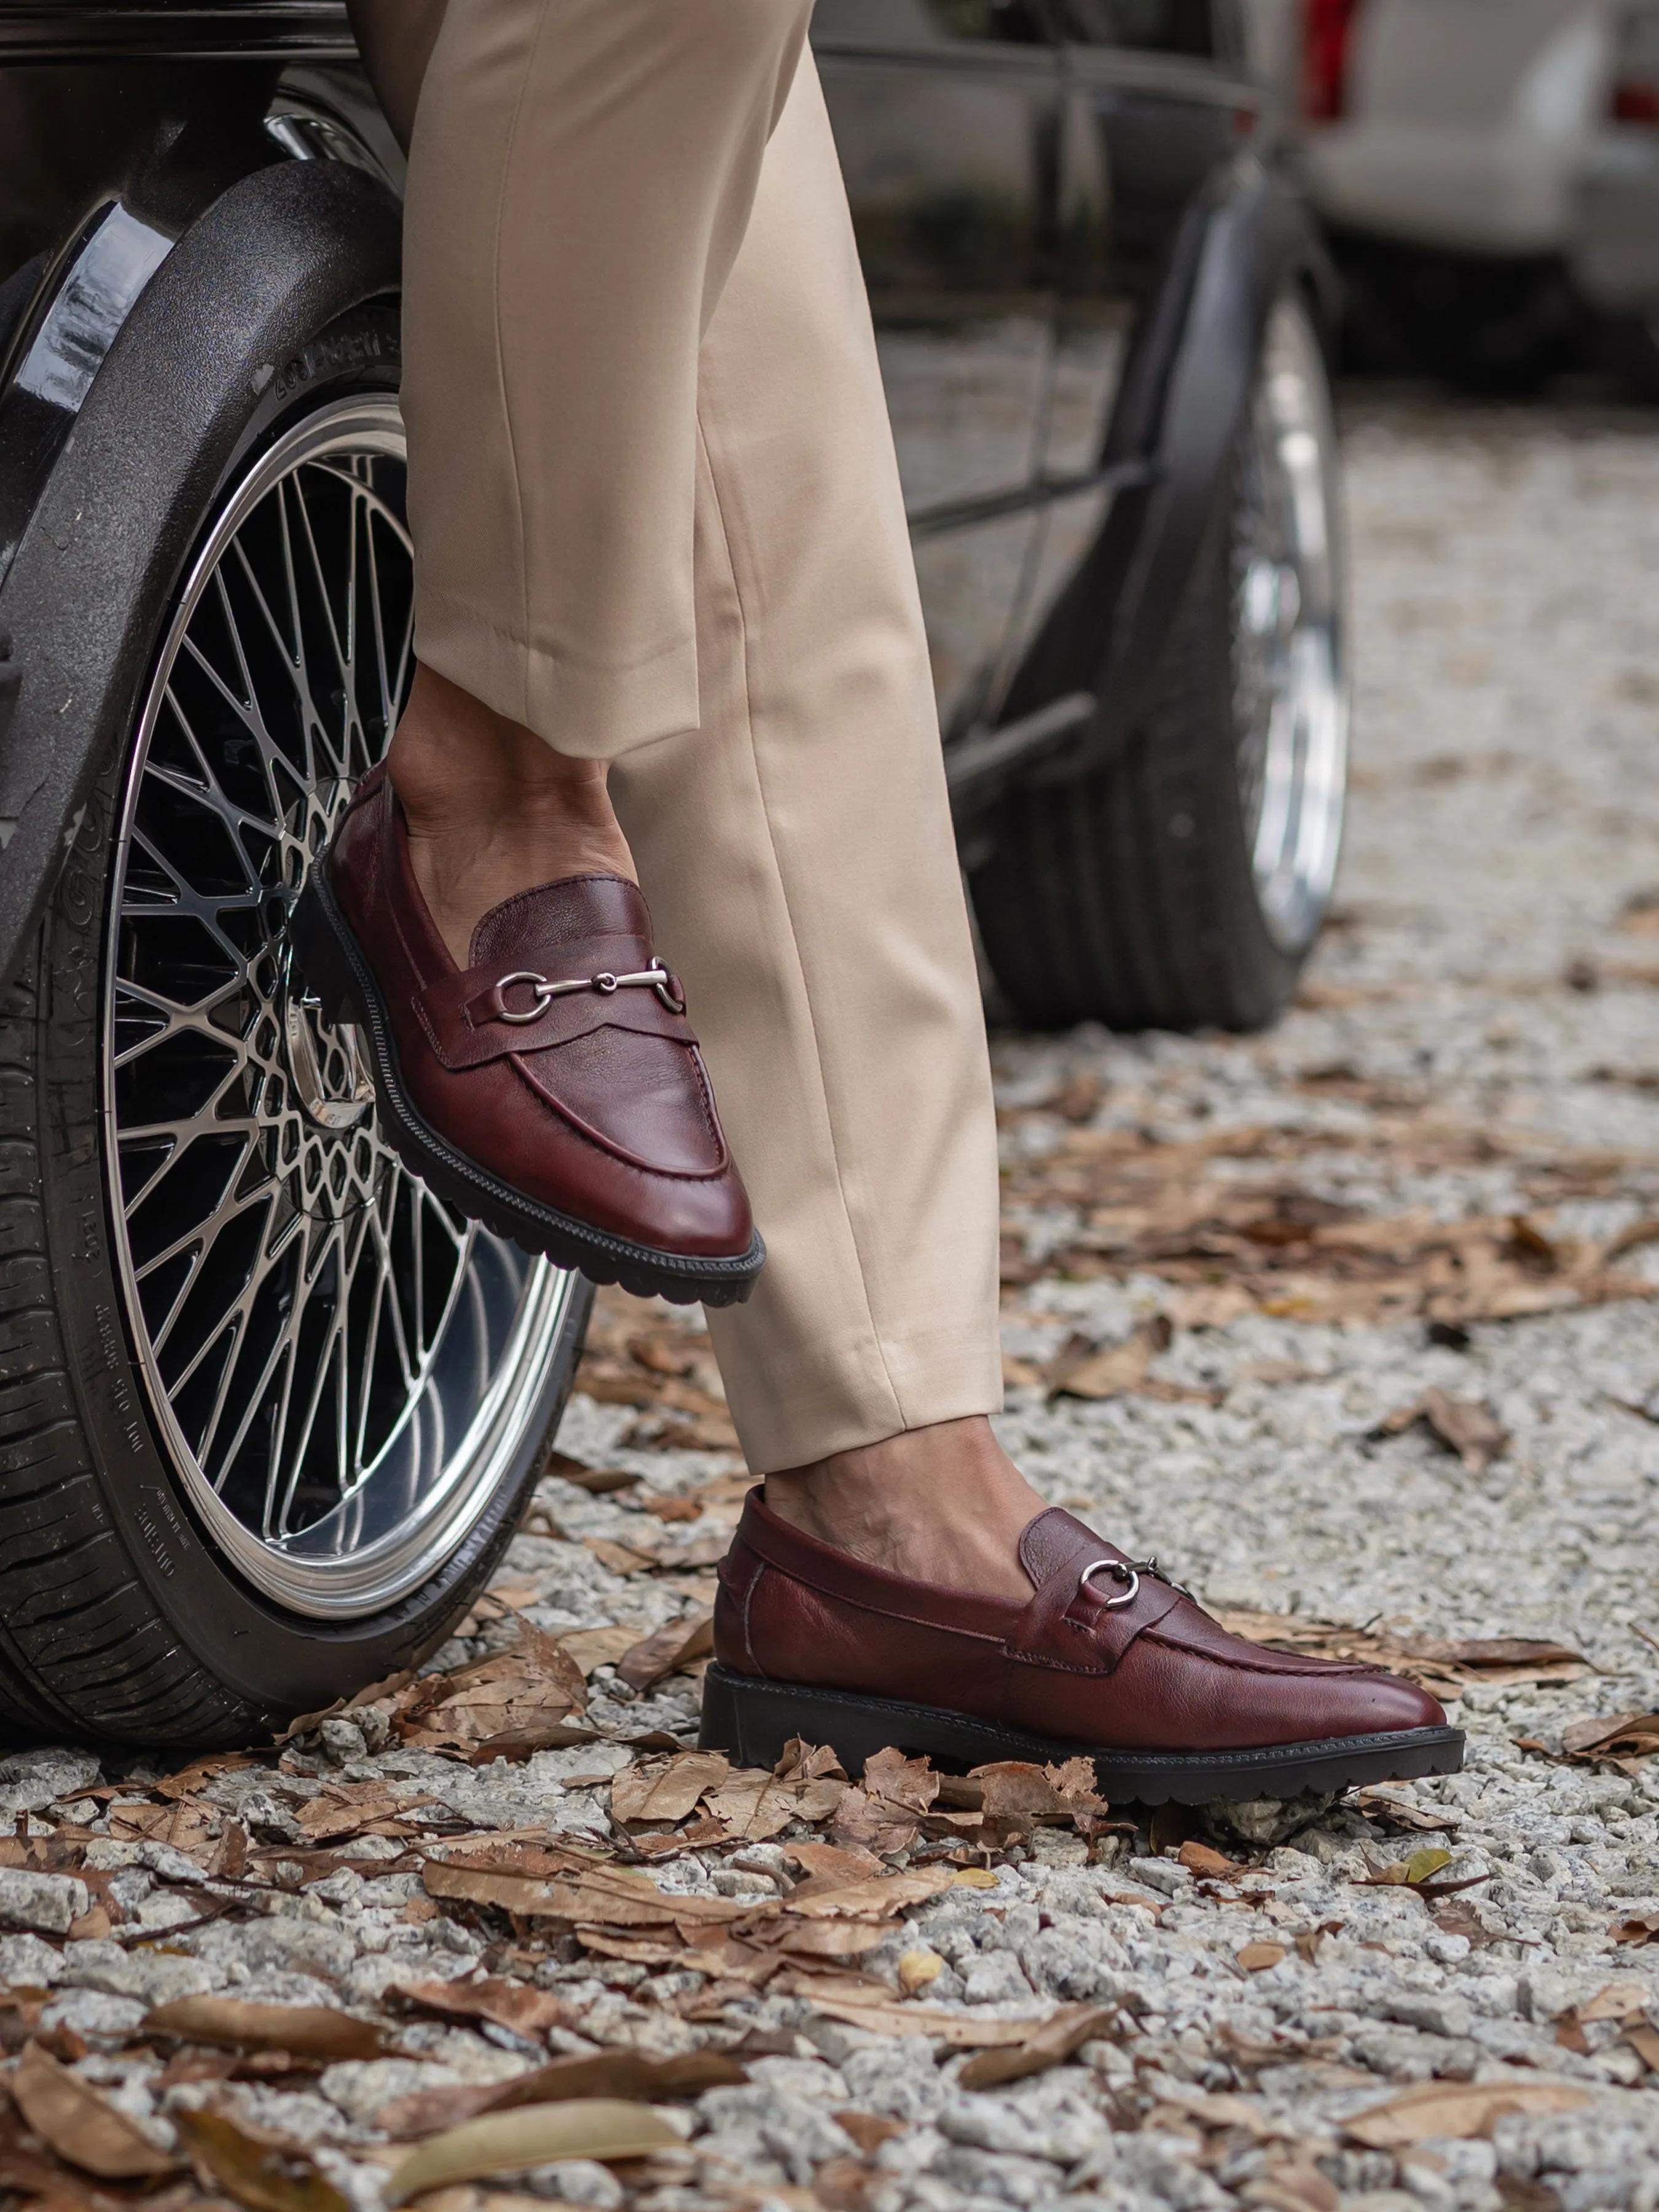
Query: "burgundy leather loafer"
704 1493 1462 1802
289 764 763 1305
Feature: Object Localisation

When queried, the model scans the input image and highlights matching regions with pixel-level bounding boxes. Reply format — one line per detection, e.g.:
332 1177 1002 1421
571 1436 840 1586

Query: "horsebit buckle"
492 958 686 1022
1078 1555 1165 1610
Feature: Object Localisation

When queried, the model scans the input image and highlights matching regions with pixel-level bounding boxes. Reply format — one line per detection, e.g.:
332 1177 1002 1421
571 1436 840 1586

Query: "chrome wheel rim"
1233 296 1350 956
103 396 576 1621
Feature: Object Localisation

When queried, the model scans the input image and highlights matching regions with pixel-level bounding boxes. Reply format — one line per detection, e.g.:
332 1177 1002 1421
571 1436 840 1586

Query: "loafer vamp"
718 1495 1447 1754
321 764 756 1261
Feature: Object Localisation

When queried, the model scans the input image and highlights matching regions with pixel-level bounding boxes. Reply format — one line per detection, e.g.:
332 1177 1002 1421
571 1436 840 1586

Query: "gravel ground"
10 391 1659 2212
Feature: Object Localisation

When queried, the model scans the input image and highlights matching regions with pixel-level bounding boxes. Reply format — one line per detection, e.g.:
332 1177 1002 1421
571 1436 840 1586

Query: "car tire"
970 291 1349 1033
0 300 590 1749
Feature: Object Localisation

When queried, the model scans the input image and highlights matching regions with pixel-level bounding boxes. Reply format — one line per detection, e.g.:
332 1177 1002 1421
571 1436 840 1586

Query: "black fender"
0 156 402 997
998 154 1335 798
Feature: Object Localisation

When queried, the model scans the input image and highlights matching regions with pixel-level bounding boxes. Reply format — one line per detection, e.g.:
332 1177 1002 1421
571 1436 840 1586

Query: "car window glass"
1053 1 1215 55
925 0 1049 37
812 0 1049 45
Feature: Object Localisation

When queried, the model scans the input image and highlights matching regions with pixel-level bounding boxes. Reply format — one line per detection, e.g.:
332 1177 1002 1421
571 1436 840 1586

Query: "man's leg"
607 56 1046 1593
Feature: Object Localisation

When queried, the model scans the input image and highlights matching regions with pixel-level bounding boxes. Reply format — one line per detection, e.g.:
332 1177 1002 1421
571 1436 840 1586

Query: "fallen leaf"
1368 1848 1454 1888
391 1979 570 2043
1236 1942 1287 1972
796 1994 1051 2047
397 1620 588 1755
1614 1912 1659 1946
1343 2079 1590 2149
377 2051 745 2138
1626 2024 1659 2071
611 1751 730 1826
544 1453 640 1494
833 2111 907 2156
779 1840 872 1878
1560 1711 1659 1763
1179 1841 1242 1880
957 2004 1115 2090
1353 1787 1461 1834
968 1759 1108 1827
831 1747 940 1856
898 1950 943 1996
175 2108 348 2212
107 1798 216 1861
1379 1389 1509 1473
614 1611 715 1692
582 1537 659 1575
12 2042 176 2179
144 1998 388 2061
557 1626 641 1677
1050 1324 1165 1402
385 2101 683 2203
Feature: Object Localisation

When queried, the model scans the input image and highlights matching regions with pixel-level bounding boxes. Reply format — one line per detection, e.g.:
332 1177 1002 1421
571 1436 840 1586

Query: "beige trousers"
348 0 1003 1472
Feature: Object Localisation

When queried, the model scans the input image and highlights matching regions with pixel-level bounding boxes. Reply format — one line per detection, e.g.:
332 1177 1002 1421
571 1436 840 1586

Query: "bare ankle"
763 1418 1047 1602
386 664 635 962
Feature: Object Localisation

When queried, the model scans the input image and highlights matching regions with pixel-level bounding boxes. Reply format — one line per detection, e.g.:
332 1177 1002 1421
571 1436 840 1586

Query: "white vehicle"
1568 3 1659 391
1255 0 1659 388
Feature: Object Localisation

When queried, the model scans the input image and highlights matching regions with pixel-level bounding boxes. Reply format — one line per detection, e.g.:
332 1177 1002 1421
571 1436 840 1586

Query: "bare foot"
763 1416 1051 1603
386 664 636 967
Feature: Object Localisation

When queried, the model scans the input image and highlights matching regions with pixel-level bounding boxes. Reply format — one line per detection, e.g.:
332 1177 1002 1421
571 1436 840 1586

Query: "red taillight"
1305 0 1361 122
1612 80 1659 124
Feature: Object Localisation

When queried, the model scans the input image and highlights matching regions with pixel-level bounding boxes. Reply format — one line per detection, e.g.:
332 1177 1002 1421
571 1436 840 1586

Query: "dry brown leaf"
12 2042 176 2179
1379 1389 1510 1473
611 1751 730 1826
830 1746 939 1855
144 1998 387 2061
582 1537 659 1575
798 1993 1051 2047
1179 1840 1243 1880
1049 1324 1164 1402
385 2101 682 2204
784 1840 882 1883
702 1749 846 1842
970 1758 1108 1828
377 2050 745 2139
898 1950 943 1996
557 1626 641 1676
957 2004 1115 2090
1561 1711 1659 1762
1626 2024 1659 2071
175 2108 348 2212
397 1621 587 1755
778 1868 954 1920
1343 2079 1590 2149
1236 1942 1287 1972
391 1979 570 2043
106 1798 216 1861
613 1610 714 1692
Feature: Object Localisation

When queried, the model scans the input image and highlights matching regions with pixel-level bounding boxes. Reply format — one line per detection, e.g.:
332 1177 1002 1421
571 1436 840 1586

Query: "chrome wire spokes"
103 398 573 1620
1233 297 1351 956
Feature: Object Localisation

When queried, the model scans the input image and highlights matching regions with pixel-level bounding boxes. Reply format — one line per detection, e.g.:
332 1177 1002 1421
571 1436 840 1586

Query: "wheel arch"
0 154 402 1002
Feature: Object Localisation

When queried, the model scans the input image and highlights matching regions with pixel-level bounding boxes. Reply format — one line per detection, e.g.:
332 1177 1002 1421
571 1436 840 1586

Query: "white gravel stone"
0 1866 87 1934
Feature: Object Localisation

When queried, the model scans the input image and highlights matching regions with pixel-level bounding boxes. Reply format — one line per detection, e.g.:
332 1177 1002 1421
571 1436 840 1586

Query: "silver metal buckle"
493 958 686 1023
1080 1557 1147 1610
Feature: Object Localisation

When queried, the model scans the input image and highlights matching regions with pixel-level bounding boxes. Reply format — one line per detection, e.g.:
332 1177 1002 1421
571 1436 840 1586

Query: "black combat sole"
699 1661 1465 1806
288 872 765 1308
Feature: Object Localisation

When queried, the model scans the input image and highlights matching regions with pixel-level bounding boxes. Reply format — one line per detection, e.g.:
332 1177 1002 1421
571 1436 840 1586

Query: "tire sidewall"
34 308 579 1730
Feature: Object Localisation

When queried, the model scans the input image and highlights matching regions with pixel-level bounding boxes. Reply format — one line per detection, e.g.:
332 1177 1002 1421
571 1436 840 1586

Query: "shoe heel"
288 877 361 1028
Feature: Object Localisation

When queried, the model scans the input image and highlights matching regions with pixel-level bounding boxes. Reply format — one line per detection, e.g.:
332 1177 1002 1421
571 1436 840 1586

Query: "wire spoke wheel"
103 397 578 1620
1232 296 1350 957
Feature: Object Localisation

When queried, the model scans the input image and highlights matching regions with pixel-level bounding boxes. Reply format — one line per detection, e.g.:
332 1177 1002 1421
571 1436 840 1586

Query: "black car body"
0 0 1351 1746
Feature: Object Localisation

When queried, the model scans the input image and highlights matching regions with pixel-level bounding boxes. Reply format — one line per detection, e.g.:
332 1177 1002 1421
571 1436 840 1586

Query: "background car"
1276 0 1659 390
0 0 1347 1744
